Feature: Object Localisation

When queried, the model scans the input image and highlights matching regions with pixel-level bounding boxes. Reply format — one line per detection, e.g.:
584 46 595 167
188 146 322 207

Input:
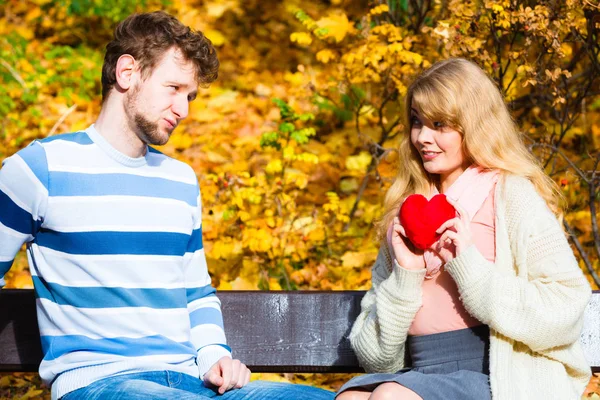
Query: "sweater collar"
85 124 148 168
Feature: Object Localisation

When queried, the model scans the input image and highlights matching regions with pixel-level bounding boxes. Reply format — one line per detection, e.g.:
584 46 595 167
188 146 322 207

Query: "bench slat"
0 290 598 373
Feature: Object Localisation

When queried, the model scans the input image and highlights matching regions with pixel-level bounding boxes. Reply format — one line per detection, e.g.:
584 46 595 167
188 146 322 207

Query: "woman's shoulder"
497 173 557 228
498 173 545 206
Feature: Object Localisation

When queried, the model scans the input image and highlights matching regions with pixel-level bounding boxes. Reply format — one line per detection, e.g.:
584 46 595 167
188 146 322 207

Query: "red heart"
399 194 456 250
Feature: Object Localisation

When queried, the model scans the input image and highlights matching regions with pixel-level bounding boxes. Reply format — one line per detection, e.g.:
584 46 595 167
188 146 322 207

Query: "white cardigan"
349 174 592 399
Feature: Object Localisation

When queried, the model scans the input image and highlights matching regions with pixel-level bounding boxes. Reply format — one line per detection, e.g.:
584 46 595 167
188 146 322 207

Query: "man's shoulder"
12 131 91 162
146 146 198 186
37 130 93 146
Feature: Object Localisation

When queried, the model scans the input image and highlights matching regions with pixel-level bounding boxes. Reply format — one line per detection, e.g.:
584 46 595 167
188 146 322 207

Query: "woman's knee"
371 382 423 400
336 389 371 400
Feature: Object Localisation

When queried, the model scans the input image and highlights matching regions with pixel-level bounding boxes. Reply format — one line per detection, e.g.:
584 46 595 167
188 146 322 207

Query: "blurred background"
1 0 599 398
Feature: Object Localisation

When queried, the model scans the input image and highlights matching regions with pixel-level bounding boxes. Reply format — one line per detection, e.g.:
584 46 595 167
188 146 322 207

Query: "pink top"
408 184 496 336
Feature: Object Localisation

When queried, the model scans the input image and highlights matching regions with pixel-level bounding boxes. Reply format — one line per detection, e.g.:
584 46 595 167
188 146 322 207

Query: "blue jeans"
61 371 335 400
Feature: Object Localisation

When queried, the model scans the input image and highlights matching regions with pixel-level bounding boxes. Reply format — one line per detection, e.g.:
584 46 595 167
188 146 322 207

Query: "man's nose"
172 96 189 120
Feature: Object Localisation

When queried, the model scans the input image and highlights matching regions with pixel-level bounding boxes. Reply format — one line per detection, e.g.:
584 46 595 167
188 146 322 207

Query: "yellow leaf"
16 26 34 40
268 278 282 290
315 13 354 43
205 29 227 47
205 0 238 18
290 32 313 46
316 49 337 64
205 151 229 164
265 159 283 174
21 387 44 399
25 7 42 22
340 178 359 193
230 277 259 290
341 251 378 268
307 227 325 241
284 71 305 86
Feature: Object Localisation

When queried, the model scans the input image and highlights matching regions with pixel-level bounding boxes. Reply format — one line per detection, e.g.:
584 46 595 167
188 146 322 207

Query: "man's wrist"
197 345 232 378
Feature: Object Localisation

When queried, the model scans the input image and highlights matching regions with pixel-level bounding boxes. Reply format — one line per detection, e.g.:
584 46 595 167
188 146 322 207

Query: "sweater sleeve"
0 142 48 287
184 185 231 378
445 178 591 353
349 245 427 373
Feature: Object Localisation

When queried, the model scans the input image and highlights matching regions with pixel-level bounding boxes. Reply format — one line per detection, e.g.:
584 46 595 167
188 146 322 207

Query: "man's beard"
125 85 171 146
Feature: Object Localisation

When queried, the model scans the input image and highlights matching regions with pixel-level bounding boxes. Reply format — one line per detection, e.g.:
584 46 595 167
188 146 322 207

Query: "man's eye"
170 85 179 90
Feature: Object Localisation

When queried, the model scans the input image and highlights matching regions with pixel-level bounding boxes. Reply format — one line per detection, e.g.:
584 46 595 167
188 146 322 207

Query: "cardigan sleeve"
445 177 591 353
349 244 427 373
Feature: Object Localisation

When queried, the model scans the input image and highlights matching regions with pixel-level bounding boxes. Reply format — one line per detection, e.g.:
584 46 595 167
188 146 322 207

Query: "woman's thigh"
371 382 423 400
336 389 371 400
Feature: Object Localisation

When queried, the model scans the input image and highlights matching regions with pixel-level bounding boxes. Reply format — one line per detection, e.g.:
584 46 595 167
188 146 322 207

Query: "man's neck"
95 98 147 159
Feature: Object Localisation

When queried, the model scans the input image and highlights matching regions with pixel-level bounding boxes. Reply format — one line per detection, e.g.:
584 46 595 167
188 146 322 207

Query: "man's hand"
203 357 251 394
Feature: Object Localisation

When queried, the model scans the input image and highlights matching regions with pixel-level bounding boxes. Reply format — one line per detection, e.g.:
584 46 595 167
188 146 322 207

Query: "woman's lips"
421 151 440 161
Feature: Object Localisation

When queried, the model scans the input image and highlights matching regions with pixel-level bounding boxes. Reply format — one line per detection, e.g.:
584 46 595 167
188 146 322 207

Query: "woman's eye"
411 116 422 125
433 121 446 129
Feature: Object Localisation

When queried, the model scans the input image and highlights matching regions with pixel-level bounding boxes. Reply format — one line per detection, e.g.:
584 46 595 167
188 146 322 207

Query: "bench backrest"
0 290 598 373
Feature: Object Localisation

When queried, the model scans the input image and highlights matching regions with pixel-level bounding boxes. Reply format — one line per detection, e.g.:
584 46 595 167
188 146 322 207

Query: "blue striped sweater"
0 125 231 399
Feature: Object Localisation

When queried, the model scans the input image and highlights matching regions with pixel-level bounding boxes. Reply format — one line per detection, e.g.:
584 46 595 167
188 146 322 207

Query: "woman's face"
410 105 470 189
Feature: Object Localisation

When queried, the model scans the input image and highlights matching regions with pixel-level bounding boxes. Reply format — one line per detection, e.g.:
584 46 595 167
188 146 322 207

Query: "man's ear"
115 54 138 91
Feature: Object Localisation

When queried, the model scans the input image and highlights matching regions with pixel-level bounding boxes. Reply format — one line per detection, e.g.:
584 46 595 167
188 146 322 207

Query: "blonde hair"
376 58 562 239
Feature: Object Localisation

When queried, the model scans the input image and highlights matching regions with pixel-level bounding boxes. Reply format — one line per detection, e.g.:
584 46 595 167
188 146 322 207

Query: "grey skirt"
337 325 491 400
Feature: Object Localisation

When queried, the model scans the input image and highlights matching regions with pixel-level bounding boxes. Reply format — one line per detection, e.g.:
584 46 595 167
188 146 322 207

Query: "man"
0 11 333 400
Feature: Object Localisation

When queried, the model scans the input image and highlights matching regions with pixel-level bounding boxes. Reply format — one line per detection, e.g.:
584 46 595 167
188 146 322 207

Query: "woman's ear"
115 54 137 91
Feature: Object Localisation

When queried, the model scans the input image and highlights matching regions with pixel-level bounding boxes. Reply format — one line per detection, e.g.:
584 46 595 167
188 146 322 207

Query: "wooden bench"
0 289 598 373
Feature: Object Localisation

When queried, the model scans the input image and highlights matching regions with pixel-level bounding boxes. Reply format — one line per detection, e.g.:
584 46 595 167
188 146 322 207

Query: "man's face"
124 47 198 146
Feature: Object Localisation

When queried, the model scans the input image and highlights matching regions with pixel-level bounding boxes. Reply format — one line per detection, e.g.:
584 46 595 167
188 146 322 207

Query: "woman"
337 58 591 400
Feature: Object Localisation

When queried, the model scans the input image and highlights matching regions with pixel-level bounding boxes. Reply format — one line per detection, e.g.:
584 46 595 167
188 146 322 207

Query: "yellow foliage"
370 4 389 16
243 228 273 253
1 0 599 396
345 151 372 172
314 13 354 43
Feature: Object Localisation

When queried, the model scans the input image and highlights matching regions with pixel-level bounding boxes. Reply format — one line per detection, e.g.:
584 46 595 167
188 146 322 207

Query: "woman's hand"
387 217 425 271
434 197 473 263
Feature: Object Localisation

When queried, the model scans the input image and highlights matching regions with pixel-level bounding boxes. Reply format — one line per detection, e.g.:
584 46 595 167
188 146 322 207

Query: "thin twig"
529 143 589 184
48 105 77 137
588 158 600 260
0 59 28 91
564 219 600 288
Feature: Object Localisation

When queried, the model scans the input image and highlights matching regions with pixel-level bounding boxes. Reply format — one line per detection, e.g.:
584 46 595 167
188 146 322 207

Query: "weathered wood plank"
0 290 598 373
221 291 362 372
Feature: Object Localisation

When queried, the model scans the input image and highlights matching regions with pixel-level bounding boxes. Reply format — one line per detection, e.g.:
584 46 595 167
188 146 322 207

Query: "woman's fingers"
397 224 407 238
438 229 459 245
446 197 470 223
436 217 463 234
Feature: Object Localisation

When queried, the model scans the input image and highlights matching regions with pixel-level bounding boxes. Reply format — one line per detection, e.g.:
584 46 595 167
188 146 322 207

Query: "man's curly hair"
101 11 219 101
